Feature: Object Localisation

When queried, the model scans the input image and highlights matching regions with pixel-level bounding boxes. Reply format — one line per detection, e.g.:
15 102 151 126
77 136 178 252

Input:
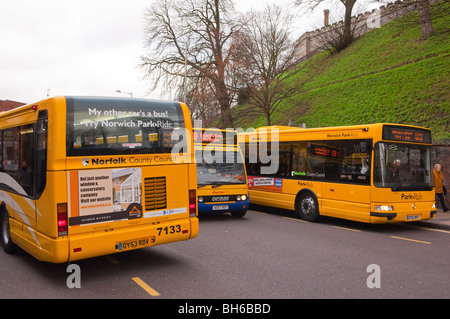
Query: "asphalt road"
1 205 449 301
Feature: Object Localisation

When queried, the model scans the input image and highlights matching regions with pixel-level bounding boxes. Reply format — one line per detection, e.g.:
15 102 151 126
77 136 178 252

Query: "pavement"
414 208 450 230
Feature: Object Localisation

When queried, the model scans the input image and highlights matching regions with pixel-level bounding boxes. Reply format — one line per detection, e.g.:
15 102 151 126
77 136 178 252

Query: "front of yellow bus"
194 130 249 218
370 124 436 224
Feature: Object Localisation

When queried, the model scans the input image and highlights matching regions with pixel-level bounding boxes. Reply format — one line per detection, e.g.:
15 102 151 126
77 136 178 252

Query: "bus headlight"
432 203 436 209
374 205 393 211
198 197 204 203
241 194 247 201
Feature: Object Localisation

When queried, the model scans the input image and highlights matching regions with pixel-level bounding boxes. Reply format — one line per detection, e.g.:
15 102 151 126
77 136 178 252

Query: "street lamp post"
184 41 187 103
115 90 133 98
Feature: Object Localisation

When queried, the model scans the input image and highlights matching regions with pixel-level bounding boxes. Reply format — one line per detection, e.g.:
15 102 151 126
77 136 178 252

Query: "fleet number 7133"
157 225 181 236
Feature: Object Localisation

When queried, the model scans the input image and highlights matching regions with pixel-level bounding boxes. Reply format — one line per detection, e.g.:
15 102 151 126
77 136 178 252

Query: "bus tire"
296 192 320 222
231 210 247 218
0 206 17 254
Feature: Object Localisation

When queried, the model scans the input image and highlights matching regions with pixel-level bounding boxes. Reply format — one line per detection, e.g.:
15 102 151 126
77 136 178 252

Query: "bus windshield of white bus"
66 96 186 156
195 149 246 187
373 142 433 191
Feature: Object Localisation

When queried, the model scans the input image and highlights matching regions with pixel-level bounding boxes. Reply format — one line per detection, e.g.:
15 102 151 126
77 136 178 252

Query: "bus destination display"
382 125 431 144
193 130 237 145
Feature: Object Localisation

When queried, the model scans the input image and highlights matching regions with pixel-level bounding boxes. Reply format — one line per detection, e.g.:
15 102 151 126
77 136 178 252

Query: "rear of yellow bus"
370 124 436 224
37 96 198 263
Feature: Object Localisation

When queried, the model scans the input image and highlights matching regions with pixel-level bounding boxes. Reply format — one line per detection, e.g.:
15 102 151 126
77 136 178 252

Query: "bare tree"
311 3 371 53
379 0 449 40
140 0 239 128
416 0 434 38
177 74 220 127
297 0 358 50
231 5 302 126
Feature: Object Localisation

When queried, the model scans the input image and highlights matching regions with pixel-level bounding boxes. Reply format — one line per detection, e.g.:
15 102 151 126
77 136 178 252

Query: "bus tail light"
189 190 196 217
57 203 68 236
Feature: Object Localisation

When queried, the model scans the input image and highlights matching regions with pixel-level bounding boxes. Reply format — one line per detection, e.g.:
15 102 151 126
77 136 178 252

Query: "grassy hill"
233 3 449 143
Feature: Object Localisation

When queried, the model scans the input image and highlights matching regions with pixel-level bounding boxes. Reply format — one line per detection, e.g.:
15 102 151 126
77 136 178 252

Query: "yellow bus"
0 96 199 263
194 128 249 218
239 124 436 224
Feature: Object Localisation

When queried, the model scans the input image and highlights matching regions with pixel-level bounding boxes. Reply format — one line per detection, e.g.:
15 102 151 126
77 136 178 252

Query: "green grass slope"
233 3 449 143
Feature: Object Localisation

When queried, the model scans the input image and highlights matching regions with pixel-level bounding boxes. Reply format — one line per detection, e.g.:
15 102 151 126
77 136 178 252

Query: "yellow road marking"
106 255 119 264
283 217 308 222
251 211 266 215
391 236 431 245
332 226 361 232
401 224 450 234
132 277 161 296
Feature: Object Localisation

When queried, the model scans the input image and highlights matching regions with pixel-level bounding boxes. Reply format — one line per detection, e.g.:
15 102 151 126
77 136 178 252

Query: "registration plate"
407 215 420 221
116 237 151 251
212 205 229 211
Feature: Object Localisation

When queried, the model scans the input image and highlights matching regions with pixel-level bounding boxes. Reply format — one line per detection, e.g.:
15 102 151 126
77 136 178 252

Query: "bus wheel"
296 192 320 222
1 208 16 254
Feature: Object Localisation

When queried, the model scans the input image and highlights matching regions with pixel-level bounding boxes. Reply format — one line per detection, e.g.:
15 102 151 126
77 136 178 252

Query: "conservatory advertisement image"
68 168 142 226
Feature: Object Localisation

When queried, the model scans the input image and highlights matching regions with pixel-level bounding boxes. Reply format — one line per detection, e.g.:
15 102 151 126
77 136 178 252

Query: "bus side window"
35 113 48 198
276 144 291 177
244 143 260 176
18 125 34 196
291 142 309 178
324 140 340 182
3 128 20 183
340 140 371 184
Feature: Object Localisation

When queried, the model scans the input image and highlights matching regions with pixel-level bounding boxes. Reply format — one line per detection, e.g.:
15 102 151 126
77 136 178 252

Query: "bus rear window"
66 97 186 156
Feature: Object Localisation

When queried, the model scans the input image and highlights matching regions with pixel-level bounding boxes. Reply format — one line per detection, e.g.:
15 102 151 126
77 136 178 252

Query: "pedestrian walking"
433 163 448 212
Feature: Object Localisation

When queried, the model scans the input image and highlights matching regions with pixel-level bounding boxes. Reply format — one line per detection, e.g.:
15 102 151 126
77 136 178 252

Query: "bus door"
3 125 39 254
322 184 371 223
321 140 372 223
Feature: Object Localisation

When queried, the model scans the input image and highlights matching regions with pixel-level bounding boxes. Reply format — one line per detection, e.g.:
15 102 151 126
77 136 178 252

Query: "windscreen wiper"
197 181 226 188
211 181 231 188
197 181 229 188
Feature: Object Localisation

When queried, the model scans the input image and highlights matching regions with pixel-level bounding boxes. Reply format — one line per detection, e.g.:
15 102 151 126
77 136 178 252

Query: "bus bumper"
67 218 197 262
370 210 436 224
198 199 250 214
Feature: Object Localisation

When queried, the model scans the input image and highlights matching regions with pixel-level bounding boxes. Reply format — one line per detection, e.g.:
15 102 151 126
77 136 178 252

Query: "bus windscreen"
195 149 246 187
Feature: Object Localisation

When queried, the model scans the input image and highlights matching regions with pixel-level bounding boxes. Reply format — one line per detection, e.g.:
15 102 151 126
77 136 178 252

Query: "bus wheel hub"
301 198 315 215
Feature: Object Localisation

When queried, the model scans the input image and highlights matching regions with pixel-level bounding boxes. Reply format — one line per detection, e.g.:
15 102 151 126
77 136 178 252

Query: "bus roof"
244 123 430 134
238 123 432 144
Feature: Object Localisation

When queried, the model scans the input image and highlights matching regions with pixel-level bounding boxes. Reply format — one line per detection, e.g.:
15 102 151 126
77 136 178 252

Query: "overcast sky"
0 0 379 104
